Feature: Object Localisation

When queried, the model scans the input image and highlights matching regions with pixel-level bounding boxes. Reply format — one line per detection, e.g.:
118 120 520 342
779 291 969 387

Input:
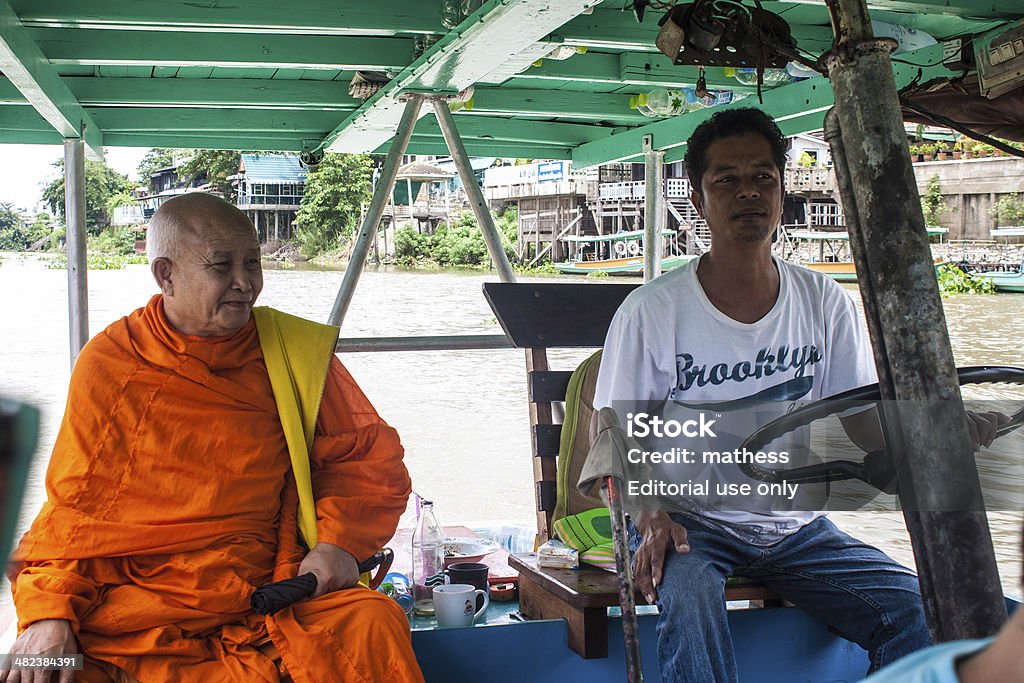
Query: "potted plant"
937 146 949 161
952 140 963 160
909 144 920 162
921 143 936 161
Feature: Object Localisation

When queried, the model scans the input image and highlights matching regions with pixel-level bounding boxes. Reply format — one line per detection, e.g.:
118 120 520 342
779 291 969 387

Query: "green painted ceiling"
0 0 1018 165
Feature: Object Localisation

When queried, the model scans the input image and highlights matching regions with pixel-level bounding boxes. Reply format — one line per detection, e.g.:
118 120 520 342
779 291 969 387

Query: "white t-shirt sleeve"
594 304 675 409
820 287 878 397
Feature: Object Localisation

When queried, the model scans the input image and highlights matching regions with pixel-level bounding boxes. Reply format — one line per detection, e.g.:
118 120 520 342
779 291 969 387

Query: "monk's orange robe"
9 295 422 682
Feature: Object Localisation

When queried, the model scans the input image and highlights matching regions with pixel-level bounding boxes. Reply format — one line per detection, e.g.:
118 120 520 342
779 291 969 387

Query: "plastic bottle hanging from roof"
629 87 736 118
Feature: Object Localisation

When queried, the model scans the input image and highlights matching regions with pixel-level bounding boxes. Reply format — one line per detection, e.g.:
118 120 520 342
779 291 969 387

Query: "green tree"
920 175 946 227
41 159 133 233
136 148 177 187
178 150 242 198
294 153 373 256
992 193 1024 227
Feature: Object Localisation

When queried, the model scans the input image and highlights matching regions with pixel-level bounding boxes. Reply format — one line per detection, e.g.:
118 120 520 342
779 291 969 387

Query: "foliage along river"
1 254 1021 621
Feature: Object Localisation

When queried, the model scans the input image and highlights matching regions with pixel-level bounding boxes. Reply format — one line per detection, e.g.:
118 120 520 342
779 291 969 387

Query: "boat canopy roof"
0 1 1021 163
562 229 676 243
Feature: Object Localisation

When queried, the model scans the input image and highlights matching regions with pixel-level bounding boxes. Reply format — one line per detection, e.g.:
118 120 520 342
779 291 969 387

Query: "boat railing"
336 334 513 353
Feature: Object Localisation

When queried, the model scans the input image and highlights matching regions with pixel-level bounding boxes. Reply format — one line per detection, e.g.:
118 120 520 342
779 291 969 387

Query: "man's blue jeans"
627 514 930 683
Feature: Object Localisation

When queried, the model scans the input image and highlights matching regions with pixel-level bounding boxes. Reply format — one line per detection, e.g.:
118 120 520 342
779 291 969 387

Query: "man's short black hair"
683 107 789 195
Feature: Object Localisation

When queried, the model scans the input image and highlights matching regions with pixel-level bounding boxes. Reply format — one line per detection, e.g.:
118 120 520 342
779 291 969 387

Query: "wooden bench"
483 282 783 659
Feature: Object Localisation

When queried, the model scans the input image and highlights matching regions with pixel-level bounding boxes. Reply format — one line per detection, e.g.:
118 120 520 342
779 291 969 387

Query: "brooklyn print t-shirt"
594 255 877 540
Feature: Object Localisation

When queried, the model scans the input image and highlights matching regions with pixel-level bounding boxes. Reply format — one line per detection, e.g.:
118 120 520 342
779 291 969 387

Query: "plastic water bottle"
411 500 445 616
631 88 736 118
379 572 415 615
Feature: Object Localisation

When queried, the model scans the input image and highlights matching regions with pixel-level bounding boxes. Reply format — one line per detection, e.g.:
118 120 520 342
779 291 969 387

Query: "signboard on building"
537 161 566 182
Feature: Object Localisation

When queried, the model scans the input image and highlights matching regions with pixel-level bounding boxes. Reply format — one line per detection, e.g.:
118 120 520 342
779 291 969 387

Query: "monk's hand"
0 618 77 683
632 510 689 606
298 542 360 598
966 410 1010 451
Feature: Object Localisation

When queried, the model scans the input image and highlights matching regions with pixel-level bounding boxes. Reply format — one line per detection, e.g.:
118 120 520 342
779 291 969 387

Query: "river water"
1 253 1022 615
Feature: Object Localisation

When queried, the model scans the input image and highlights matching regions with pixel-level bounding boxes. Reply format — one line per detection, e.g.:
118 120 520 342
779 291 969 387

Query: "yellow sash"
252 307 339 550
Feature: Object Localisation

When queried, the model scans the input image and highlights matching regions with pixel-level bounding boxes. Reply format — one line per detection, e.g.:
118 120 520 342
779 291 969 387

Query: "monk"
2 193 423 682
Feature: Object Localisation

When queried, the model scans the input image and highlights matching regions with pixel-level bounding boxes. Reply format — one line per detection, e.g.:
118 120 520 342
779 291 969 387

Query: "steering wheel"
736 366 1024 493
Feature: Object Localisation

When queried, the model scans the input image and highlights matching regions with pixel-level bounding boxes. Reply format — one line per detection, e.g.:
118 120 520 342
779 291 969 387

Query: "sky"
0 145 149 215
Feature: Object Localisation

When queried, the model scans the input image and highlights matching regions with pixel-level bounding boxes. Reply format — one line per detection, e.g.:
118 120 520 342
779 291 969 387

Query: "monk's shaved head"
148 192 263 337
148 192 256 261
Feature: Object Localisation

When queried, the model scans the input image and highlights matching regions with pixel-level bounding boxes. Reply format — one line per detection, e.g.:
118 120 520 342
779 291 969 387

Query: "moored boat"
976 269 1024 293
555 229 696 275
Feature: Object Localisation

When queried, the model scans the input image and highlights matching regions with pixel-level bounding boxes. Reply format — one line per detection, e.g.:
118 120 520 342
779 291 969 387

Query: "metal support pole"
64 138 88 367
642 135 664 283
824 0 1005 641
328 96 423 328
431 99 516 283
603 476 644 683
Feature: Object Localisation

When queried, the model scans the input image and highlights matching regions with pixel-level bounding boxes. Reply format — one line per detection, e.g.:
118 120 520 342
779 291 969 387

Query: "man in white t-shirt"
594 108 932 681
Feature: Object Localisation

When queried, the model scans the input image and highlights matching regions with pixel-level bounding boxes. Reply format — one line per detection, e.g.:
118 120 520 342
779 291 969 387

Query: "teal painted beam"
513 51 756 91
572 43 955 168
31 28 414 71
10 0 445 36
467 87 646 122
324 0 601 154
86 107 344 133
783 0 1024 20
0 1 103 157
415 115 620 146
554 6 835 53
61 77 359 110
102 133 309 152
389 139 574 160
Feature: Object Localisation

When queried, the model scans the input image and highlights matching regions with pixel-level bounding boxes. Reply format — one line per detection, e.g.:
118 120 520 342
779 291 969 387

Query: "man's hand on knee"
633 511 689 605
0 618 77 683
298 542 360 598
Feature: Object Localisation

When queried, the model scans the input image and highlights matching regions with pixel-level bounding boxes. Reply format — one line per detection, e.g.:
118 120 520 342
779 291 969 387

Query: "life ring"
627 241 641 256
614 241 628 256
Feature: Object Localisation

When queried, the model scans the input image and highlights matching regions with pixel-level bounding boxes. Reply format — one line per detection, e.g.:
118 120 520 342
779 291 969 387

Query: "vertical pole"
824 0 1006 641
328 96 423 327
431 99 516 283
643 135 664 282
64 138 88 367
604 476 644 683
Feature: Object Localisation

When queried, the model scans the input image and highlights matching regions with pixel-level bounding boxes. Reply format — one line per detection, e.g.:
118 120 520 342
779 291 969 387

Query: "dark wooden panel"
537 480 557 513
530 370 573 403
533 424 562 458
483 282 639 348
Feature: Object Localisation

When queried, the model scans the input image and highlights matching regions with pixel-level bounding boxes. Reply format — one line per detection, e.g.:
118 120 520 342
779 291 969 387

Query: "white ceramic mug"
432 583 489 627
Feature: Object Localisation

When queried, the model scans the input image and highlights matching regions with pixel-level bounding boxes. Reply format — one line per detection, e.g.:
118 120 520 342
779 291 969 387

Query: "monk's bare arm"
0 619 77 683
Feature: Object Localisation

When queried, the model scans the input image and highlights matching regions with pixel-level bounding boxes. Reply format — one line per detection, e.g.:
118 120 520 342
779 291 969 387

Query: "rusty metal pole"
823 0 1006 641
603 476 643 683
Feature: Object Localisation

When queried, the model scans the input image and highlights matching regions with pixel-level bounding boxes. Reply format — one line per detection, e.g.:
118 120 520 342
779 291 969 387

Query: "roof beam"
0 1 102 156
389 138 574 160
467 87 646 122
10 0 445 36
512 51 756 91
31 28 414 71
573 43 955 167
58 77 359 111
324 0 601 154
413 115 620 146
554 6 835 54
86 107 344 134
784 0 1024 20
103 133 310 151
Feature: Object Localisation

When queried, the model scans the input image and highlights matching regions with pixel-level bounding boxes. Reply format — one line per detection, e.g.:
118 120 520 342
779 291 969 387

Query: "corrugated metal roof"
239 154 307 183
